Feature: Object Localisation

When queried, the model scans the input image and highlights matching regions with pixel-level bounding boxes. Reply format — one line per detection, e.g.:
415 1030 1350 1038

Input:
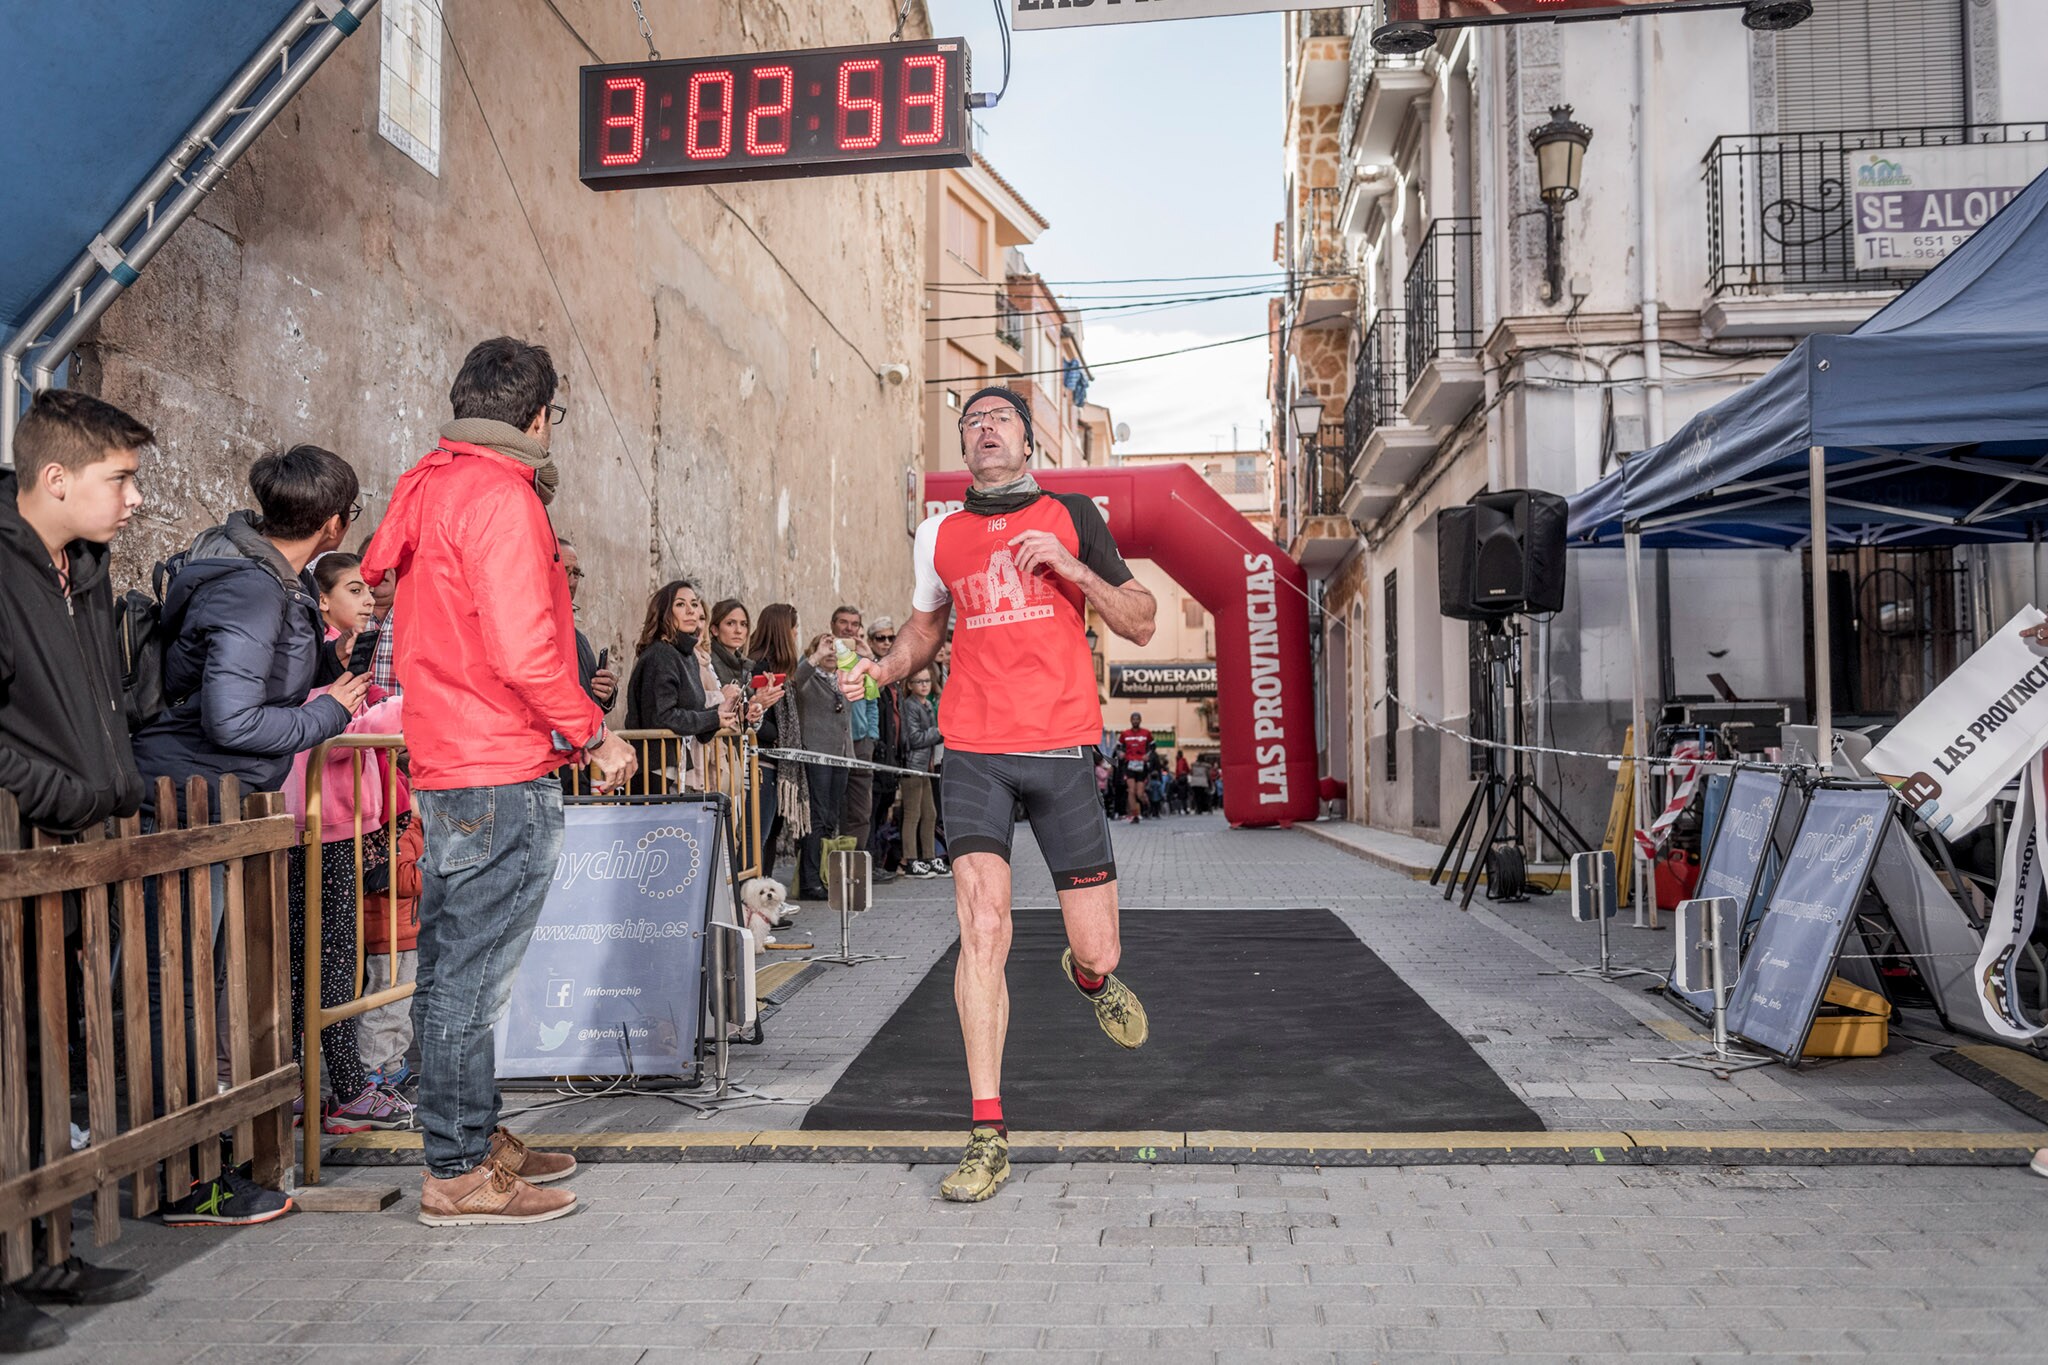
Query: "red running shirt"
1117 728 1153 769
913 492 1133 754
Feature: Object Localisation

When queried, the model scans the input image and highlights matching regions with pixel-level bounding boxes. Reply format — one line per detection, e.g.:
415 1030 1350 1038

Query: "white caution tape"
757 747 938 780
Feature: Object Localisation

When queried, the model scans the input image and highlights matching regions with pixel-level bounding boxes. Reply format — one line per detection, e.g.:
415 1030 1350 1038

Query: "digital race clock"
578 38 973 190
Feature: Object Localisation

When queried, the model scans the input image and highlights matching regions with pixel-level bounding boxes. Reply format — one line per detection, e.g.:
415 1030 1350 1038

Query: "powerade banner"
493 801 725 1079
1726 787 1891 1060
1109 661 1217 699
1866 607 2048 836
1975 752 2048 1041
1668 769 1787 1018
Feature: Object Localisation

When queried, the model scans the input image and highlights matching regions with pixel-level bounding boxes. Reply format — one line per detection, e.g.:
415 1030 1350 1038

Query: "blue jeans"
411 777 564 1178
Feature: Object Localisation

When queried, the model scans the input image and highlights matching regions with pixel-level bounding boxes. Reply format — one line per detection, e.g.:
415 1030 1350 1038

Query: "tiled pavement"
490 811 2029 1136
33 814 2048 1362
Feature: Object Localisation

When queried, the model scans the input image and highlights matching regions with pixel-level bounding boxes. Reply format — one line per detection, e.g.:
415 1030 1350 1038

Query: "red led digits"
746 64 794 156
599 76 646 166
835 58 883 151
685 69 735 160
898 54 945 147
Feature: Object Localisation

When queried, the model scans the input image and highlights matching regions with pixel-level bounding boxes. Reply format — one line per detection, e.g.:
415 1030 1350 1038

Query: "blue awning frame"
0 0 379 466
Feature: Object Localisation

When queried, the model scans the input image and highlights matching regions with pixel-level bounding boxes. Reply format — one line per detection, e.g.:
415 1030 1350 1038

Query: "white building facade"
1276 0 2048 840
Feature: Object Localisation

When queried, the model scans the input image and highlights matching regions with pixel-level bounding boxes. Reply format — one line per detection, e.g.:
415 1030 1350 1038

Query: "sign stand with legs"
1636 895 1775 1078
1546 850 1665 984
798 850 903 968
668 922 796 1120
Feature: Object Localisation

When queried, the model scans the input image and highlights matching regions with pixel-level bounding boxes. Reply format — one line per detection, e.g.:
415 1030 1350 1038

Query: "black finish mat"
802 908 1542 1133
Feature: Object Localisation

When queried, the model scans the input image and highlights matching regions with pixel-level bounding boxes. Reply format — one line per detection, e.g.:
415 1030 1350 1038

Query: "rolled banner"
1865 605 2048 836
1974 750 2048 1041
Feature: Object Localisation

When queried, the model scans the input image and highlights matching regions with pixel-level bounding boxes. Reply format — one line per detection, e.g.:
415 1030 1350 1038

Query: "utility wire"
443 12 683 567
923 329 1272 382
925 269 1300 287
924 283 1316 325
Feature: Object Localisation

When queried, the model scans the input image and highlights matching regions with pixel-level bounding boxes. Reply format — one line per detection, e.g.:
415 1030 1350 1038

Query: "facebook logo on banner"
547 979 575 1010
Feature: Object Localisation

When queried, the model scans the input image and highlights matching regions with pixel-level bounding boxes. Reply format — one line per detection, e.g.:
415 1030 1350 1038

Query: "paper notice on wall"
1974 751 2048 1041
1865 606 2048 837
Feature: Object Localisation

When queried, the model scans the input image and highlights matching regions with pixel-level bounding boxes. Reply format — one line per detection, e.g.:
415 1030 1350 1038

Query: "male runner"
843 385 1157 1202
1116 712 1154 824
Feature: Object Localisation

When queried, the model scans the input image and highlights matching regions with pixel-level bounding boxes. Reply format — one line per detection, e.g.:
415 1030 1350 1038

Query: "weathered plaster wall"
79 0 931 664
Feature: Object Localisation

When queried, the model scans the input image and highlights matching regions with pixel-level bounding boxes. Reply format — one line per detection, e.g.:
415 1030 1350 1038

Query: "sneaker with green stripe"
1062 948 1149 1049
939 1126 1010 1203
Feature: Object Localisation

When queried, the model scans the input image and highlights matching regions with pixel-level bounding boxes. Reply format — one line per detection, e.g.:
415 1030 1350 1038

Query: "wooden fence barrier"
0 779 297 1279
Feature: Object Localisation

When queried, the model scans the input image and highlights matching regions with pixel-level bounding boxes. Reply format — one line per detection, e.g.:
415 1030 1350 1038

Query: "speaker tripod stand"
1430 619 1593 911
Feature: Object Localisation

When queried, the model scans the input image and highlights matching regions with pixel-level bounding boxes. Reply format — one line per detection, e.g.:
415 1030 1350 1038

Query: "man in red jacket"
363 337 636 1227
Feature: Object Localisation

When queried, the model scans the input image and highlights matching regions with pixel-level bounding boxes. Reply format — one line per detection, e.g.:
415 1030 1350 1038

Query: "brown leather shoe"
417 1159 576 1226
487 1126 577 1185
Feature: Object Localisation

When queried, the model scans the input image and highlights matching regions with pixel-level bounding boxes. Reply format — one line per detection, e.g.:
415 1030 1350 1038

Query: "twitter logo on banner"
537 1020 572 1052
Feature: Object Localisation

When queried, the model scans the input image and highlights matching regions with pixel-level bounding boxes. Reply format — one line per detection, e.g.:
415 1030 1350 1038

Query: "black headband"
961 385 1034 449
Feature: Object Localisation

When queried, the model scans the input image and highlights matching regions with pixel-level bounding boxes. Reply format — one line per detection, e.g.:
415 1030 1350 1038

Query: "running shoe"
1061 948 1149 1050
368 1061 413 1090
325 1082 415 1134
161 1164 294 1227
931 857 951 877
939 1126 1010 1203
906 860 934 878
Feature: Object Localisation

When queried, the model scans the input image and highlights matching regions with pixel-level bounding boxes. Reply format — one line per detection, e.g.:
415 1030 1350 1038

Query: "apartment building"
924 155 1109 484
1274 0 2048 840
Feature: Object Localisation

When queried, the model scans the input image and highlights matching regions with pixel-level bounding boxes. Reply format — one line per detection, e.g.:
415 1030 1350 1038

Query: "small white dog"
739 876 793 947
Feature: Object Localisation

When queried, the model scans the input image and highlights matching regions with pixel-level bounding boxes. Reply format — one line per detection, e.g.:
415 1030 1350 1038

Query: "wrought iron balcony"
1343 310 1408 466
1403 217 1479 379
1704 123 2048 296
1298 422 1351 518
1340 5 1427 161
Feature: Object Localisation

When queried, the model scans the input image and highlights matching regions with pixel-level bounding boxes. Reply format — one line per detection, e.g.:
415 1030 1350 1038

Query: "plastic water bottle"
835 639 859 674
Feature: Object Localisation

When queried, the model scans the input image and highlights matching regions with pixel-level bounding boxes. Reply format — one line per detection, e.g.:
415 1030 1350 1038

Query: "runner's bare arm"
1009 530 1156 646
858 605 947 691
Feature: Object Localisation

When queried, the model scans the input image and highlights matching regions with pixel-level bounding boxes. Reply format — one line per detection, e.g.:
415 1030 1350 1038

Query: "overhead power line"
924 329 1272 383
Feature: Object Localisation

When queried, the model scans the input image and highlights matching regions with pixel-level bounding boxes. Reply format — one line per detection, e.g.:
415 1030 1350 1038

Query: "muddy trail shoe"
1062 948 1149 1050
939 1127 1011 1203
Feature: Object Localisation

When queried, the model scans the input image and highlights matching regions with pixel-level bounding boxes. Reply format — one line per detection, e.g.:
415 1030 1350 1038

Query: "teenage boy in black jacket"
0 389 154 1351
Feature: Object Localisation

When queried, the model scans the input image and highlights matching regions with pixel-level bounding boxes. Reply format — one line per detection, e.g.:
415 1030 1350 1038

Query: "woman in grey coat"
897 669 944 877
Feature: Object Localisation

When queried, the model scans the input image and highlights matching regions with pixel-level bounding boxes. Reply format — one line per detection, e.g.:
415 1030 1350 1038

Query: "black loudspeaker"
1437 489 1569 620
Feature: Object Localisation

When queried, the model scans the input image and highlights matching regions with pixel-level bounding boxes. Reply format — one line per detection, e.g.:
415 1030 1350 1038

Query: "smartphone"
347 628 380 675
751 673 771 691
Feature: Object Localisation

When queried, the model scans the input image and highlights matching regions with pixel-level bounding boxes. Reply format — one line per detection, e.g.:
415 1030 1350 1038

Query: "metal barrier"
295 726 765 1183
0 779 298 1275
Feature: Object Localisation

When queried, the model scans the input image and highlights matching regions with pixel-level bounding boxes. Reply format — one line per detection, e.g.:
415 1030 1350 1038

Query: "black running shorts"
941 749 1117 891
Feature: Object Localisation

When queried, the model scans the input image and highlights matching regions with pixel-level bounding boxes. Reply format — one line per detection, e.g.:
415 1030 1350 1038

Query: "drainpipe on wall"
1631 16 1669 928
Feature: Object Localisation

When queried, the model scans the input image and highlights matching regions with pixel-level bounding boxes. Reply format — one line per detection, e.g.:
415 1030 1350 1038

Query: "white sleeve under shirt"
911 511 952 613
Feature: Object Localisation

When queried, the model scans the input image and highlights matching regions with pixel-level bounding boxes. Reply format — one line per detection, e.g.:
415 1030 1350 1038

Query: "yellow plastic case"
1802 977 1892 1058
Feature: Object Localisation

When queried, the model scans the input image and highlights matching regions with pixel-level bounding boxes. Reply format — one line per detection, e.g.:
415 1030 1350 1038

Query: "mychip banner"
1725 786 1891 1060
1865 606 2048 837
494 800 729 1080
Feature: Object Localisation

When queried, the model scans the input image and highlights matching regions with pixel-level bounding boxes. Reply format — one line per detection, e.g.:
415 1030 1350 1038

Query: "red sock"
1073 963 1106 994
972 1097 1005 1135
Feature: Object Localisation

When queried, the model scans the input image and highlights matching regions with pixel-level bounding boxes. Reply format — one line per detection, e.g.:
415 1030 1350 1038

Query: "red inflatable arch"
923 466 1319 828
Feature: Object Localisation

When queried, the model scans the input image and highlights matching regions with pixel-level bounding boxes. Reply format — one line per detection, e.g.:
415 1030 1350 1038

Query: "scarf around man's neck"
439 417 560 505
963 471 1042 517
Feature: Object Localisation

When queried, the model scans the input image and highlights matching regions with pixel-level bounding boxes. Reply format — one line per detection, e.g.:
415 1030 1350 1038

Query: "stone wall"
76 0 930 665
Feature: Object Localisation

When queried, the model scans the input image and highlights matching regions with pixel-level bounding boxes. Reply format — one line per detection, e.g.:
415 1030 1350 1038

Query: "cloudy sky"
935 4 1283 456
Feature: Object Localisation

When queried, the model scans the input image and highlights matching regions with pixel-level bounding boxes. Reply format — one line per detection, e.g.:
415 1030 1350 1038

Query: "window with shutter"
1774 0 1965 132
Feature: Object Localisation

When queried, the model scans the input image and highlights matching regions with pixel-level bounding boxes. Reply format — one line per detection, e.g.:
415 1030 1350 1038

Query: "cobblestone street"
40 815 2048 1362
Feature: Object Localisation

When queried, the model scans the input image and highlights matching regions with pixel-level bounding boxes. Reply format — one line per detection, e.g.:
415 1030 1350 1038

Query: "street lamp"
1289 394 1325 442
1528 105 1592 305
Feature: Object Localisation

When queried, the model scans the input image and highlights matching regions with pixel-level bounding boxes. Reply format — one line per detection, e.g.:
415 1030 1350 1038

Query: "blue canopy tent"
0 1 376 463
1569 166 2048 813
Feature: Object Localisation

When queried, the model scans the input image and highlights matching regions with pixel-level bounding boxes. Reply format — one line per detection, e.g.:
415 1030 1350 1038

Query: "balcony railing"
1403 217 1479 378
1705 123 2048 296
1344 310 1409 465
1304 8 1353 38
995 301 1023 351
1339 5 1427 157
1294 422 1351 523
1293 184 1344 283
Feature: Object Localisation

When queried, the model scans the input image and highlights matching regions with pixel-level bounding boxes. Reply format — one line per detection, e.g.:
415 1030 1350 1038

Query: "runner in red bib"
1116 714 1154 823
843 385 1158 1203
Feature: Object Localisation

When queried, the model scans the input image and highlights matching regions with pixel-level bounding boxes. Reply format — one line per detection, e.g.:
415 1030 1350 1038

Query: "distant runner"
1116 712 1154 824
843 385 1158 1202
